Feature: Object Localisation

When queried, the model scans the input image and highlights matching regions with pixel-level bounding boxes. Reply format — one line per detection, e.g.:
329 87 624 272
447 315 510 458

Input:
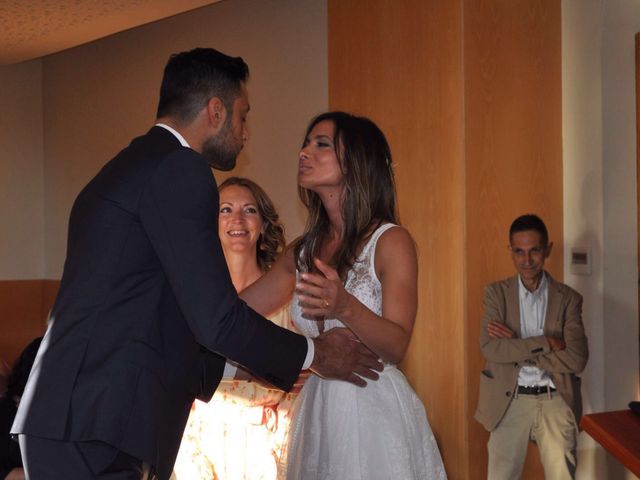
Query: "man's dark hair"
509 214 549 246
156 48 249 123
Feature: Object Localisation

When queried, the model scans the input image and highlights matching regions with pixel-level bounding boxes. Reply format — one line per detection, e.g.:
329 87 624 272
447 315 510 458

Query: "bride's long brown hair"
294 112 398 280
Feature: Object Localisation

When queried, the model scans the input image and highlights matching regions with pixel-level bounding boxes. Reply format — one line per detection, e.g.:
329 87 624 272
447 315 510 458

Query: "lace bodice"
290 223 396 338
282 222 448 479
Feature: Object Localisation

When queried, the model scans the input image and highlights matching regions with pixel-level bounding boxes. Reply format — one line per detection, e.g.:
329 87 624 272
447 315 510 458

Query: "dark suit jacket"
474 273 588 432
12 127 307 478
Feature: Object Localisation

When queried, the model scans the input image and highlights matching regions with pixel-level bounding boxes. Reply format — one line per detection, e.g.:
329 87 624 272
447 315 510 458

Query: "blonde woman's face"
218 185 263 255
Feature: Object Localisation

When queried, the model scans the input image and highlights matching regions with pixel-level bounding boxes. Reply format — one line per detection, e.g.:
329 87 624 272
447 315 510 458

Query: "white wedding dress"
278 223 447 480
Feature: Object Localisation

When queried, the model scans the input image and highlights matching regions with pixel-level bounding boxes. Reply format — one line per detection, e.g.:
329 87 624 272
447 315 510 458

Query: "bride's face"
298 120 344 192
218 185 263 255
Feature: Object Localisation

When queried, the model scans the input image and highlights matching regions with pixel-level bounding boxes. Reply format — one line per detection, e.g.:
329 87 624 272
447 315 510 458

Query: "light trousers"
487 391 578 480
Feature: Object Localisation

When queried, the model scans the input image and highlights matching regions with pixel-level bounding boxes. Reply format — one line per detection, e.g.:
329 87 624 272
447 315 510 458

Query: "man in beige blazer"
475 214 588 480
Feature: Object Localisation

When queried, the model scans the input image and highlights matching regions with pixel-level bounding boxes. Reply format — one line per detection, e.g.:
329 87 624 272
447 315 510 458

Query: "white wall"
42 0 327 278
563 1 640 478
0 60 45 279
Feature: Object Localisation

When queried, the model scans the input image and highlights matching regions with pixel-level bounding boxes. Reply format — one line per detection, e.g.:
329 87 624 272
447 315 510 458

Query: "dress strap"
370 223 397 244
365 223 398 274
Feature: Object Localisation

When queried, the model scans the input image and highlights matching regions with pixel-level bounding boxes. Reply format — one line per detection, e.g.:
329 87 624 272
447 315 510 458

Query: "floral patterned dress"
172 305 298 480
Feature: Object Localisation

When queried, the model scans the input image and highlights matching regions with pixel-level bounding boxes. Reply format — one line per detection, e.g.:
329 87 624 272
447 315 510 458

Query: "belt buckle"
519 385 555 396
518 385 542 395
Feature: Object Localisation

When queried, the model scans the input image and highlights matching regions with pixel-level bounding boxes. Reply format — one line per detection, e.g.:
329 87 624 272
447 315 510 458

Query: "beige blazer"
474 273 588 432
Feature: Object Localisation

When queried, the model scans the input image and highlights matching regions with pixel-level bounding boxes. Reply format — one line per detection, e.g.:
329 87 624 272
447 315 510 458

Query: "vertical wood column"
328 1 562 478
328 1 466 477
464 1 562 478
636 32 640 376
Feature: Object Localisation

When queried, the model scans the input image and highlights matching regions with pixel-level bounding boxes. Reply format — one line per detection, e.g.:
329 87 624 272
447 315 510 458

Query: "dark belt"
517 385 556 395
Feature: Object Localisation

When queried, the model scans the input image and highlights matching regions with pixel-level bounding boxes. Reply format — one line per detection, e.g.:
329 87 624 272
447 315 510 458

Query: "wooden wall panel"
329 1 562 478
464 1 562 479
0 280 54 366
636 32 639 367
42 279 60 318
329 1 467 477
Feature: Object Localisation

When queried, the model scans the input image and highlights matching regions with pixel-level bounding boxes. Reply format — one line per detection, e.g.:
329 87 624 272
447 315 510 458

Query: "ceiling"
0 0 221 65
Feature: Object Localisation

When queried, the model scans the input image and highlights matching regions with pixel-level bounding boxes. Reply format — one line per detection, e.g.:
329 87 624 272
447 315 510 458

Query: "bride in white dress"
241 112 446 479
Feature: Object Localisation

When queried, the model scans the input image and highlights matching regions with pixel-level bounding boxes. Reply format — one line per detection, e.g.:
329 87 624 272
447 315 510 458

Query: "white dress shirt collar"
155 123 191 148
518 271 547 301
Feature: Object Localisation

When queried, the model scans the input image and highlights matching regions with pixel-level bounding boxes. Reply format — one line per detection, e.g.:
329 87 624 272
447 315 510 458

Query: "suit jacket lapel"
544 272 562 334
505 275 522 336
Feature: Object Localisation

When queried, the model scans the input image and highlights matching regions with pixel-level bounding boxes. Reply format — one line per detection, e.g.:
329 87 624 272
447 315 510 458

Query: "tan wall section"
329 1 562 478
0 60 45 280
0 60 48 365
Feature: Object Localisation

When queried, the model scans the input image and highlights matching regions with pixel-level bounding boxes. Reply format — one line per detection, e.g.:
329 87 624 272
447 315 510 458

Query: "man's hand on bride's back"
310 328 383 387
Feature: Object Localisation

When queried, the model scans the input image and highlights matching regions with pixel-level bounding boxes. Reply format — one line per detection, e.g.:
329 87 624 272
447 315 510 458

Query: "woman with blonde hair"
173 177 302 480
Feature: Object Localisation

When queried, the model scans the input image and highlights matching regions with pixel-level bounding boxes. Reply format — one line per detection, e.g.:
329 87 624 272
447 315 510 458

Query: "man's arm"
310 329 382 387
479 284 551 363
535 292 588 374
140 149 306 391
241 221 383 386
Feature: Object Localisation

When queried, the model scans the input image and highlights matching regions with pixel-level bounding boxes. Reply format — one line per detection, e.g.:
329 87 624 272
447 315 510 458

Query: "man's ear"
545 241 554 258
207 97 227 132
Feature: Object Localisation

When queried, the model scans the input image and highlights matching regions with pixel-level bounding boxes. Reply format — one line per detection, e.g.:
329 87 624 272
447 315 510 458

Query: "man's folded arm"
479 285 551 364
535 293 588 374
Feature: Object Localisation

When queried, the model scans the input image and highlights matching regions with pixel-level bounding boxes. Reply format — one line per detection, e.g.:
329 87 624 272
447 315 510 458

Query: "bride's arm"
239 243 297 316
296 227 417 364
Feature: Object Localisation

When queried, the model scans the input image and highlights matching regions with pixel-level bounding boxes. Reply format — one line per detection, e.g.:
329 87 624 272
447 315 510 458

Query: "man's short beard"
203 140 236 171
202 121 239 171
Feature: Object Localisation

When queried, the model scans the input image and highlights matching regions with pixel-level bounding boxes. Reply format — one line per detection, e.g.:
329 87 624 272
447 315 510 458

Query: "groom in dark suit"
11 48 381 480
